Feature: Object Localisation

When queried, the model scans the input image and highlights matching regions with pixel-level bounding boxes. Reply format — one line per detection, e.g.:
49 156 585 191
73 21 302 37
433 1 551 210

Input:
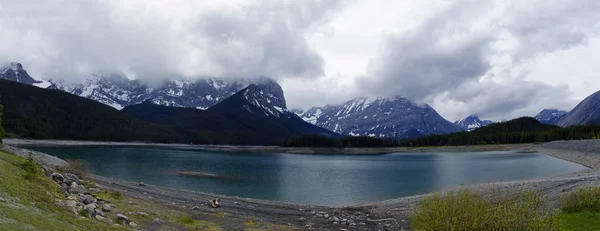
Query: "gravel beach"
4 139 600 230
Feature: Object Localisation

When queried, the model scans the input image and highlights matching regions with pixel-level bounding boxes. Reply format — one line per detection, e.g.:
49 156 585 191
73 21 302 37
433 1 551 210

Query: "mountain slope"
0 79 182 142
535 109 567 125
299 97 462 139
454 115 493 131
0 62 52 88
208 85 339 140
123 85 338 145
557 90 600 127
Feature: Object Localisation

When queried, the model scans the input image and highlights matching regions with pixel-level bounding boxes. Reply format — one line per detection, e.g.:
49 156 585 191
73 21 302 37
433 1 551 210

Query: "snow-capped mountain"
454 115 493 131
298 97 462 139
0 62 52 88
3 62 287 110
534 109 567 125
50 74 287 110
557 90 600 127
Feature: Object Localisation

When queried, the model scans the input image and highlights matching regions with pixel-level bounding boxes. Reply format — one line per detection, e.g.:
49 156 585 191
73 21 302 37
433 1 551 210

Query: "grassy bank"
0 149 295 231
411 186 600 231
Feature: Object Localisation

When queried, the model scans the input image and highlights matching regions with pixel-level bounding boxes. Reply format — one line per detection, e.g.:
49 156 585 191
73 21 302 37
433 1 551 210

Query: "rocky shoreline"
4 138 536 154
4 140 600 230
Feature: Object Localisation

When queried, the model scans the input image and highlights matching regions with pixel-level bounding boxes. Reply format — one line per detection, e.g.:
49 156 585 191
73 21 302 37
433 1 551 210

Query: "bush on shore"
411 188 558 231
561 186 600 213
56 159 90 178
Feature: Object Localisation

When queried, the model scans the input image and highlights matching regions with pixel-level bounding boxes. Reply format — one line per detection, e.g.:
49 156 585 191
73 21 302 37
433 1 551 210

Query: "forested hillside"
0 80 184 142
409 117 600 146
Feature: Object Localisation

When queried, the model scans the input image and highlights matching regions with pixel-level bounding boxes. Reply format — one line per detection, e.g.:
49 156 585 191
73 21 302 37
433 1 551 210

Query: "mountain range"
49 74 286 110
296 97 462 139
4 62 600 142
0 79 336 144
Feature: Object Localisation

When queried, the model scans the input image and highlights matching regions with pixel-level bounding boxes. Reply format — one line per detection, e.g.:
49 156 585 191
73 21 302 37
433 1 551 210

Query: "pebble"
138 212 149 216
129 222 138 227
95 215 105 220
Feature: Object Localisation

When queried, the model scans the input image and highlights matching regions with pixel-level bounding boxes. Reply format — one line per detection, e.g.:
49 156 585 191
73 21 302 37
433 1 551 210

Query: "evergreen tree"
0 103 4 143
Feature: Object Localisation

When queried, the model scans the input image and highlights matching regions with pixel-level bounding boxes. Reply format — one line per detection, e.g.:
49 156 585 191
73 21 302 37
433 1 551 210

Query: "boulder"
64 200 77 208
65 173 83 185
84 204 97 217
51 173 65 183
129 222 138 228
101 204 112 212
117 214 129 221
69 183 87 194
82 195 95 205
152 218 165 225
94 209 105 217
95 215 105 220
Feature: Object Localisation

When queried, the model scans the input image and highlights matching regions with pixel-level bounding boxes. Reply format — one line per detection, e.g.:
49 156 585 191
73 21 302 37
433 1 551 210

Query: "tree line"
408 117 600 146
281 134 400 147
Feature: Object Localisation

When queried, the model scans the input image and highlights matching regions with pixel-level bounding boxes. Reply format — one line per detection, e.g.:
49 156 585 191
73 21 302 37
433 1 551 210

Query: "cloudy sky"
1 0 600 121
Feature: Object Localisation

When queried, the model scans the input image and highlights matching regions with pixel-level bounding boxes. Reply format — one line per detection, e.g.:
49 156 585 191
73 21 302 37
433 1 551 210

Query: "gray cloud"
357 0 495 102
0 0 344 82
357 0 600 120
191 0 345 79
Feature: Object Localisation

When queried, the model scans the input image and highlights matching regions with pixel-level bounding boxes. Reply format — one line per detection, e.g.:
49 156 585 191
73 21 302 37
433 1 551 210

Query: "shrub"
57 159 89 178
561 186 600 213
411 188 558 231
22 155 38 181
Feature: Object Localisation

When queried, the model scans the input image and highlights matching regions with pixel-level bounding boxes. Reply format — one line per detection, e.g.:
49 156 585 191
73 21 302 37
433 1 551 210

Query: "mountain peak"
535 109 567 125
9 62 23 71
454 115 493 131
298 95 461 138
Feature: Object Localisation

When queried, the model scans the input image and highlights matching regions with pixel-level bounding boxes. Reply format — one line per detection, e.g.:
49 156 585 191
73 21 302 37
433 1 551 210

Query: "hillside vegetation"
0 80 184 143
409 117 600 146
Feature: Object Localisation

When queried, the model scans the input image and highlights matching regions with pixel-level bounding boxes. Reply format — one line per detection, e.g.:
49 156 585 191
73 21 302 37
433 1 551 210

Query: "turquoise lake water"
22 145 587 206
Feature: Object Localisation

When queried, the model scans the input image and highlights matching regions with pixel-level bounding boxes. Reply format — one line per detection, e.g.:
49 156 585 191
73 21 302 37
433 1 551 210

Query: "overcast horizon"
2 0 600 121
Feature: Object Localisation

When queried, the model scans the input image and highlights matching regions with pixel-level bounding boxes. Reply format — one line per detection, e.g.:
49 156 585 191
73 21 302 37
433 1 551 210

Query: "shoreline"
4 140 600 230
4 138 537 154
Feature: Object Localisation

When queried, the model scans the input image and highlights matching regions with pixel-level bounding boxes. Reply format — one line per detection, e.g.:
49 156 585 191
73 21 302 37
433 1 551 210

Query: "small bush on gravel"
411 188 558 231
561 186 600 213
57 159 89 178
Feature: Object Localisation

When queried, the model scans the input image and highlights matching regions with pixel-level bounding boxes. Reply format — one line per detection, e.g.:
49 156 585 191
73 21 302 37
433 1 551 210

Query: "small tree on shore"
0 103 4 143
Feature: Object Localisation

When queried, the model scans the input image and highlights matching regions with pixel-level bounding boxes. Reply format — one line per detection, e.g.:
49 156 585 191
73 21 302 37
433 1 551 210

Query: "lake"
21 145 587 206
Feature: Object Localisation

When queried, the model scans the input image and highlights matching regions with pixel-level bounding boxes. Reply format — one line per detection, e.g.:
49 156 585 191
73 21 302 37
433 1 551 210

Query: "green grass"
0 151 124 231
559 186 600 231
559 212 600 231
174 217 222 231
411 188 558 231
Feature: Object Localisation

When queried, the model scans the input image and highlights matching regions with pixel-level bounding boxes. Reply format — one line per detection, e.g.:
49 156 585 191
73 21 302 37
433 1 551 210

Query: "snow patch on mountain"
453 115 493 131
535 109 568 125
298 96 462 139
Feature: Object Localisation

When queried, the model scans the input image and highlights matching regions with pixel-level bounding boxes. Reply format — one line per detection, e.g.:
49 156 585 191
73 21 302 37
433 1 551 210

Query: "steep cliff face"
557 90 600 127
